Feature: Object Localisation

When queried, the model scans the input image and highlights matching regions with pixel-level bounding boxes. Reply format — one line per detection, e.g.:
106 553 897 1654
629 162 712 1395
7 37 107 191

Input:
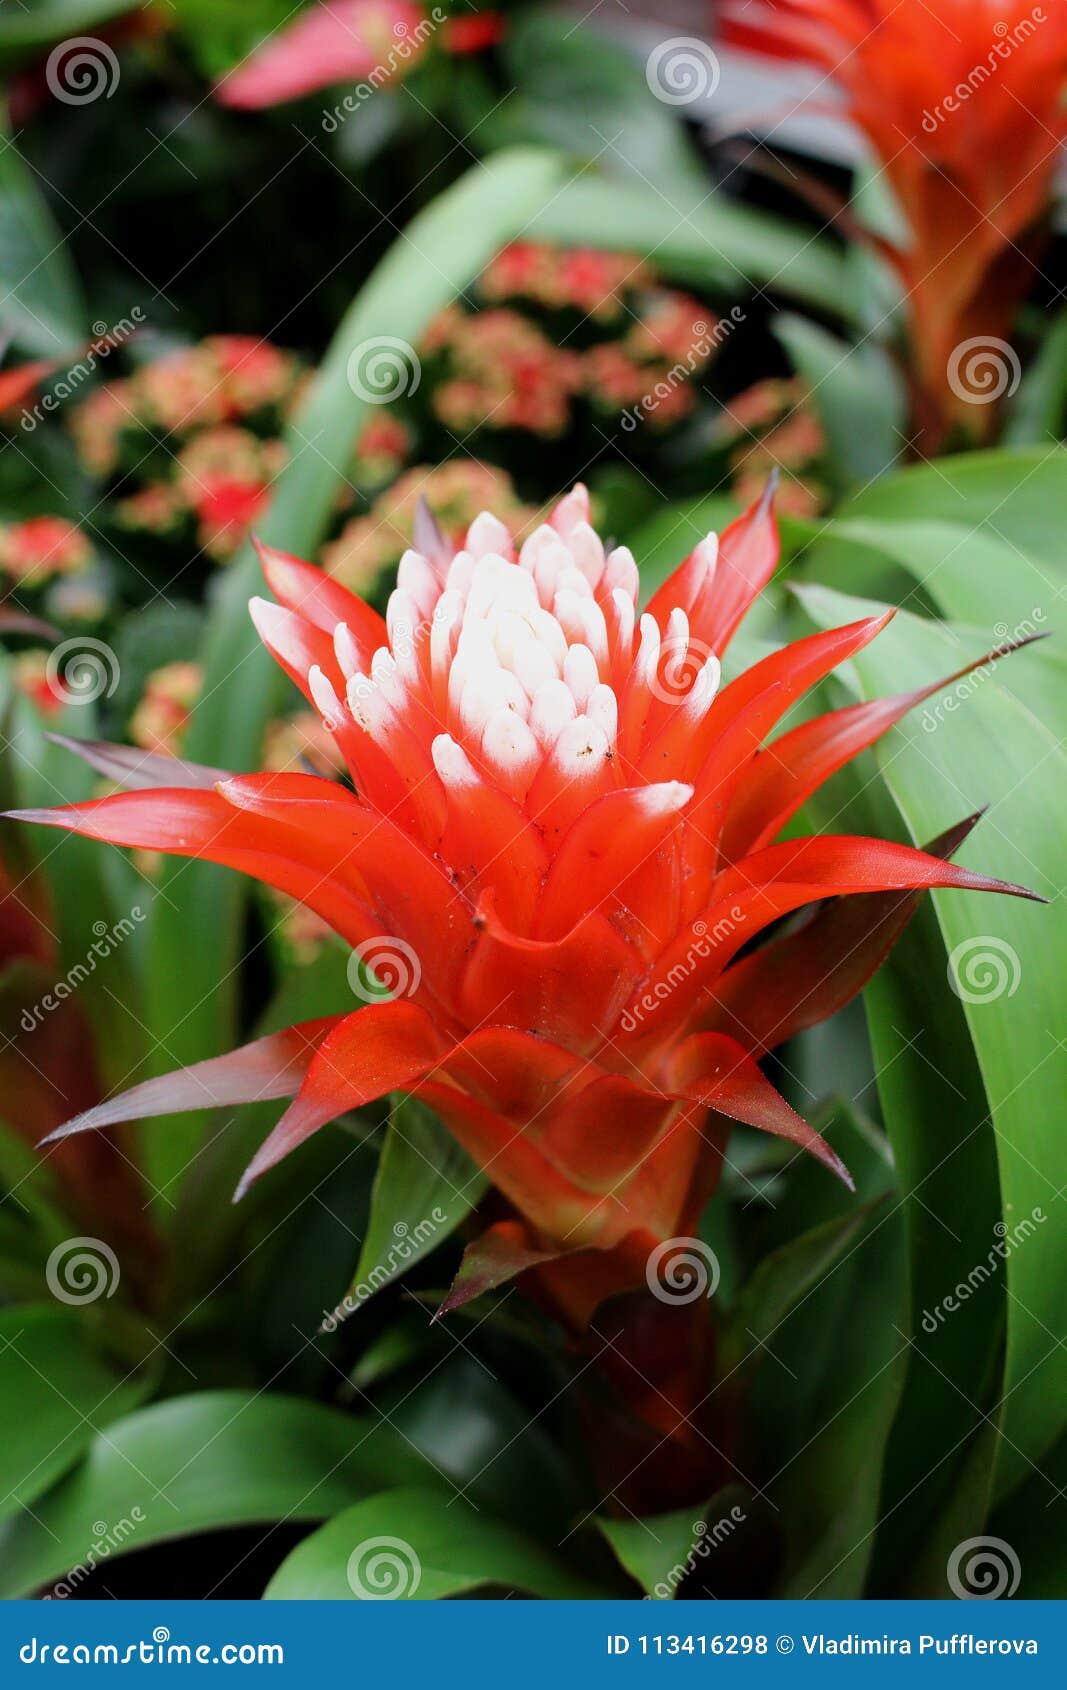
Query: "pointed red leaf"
666 1031 853 1187
235 1001 446 1198
40 1016 343 1144
436 1219 566 1318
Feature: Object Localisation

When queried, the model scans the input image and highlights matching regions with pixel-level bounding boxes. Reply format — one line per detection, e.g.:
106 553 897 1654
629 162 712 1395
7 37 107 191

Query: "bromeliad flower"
7 483 1039 1327
727 0 1067 442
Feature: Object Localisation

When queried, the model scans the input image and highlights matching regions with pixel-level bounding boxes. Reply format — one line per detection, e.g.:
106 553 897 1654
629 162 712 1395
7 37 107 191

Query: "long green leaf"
0 1389 437 1598
531 178 849 317
264 1486 613 1599
773 313 906 490
0 116 85 353
0 1304 150 1531
0 1 135 65
331 1097 487 1324
798 586 1067 1503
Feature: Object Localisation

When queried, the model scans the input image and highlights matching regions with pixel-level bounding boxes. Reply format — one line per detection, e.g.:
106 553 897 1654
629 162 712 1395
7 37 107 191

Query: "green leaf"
531 178 850 318
721 1200 887 1376
264 1486 614 1599
0 117 86 353
1004 308 1067 444
0 1389 437 1598
142 148 568 1196
773 313 906 490
738 1102 905 1597
492 11 707 200
329 1098 487 1325
797 585 1067 1504
825 518 1065 731
0 1 136 66
841 445 1067 575
0 1304 150 1529
374 1351 582 1538
598 1490 749 1599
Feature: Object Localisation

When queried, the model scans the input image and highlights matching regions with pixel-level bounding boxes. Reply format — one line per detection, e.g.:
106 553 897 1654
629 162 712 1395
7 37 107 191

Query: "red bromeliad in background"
723 0 1067 445
6 481 1040 1504
215 1 506 111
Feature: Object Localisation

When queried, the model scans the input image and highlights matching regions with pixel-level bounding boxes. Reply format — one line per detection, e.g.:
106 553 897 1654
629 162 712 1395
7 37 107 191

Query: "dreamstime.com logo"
620 908 745 1032
646 1237 721 1304
920 610 1045 732
920 1208 1045 1334
650 1504 747 1599
646 37 721 105
45 636 121 706
347 1535 422 1598
46 36 120 104
947 935 1021 1005
921 8 1047 132
947 1536 1021 1600
20 310 144 432
19 1629 284 1665
346 336 421 404
620 307 746 432
947 336 1022 406
347 935 422 1001
21 908 146 1031
44 1513 146 1599
320 1209 449 1330
321 9 446 130
46 1237 120 1305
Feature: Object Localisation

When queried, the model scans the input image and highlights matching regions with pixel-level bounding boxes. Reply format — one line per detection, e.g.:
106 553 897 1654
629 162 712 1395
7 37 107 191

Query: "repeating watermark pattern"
347 935 422 1001
46 37 121 105
621 308 745 432
20 310 145 433
45 636 121 706
649 634 717 706
346 1535 422 1598
646 37 721 106
45 1237 120 1305
346 336 421 404
948 935 1021 1004
322 8 446 130
947 336 1022 406
646 1237 721 1304
947 1536 1021 1600
919 609 1046 733
922 8 1047 132
21 908 146 1032
320 1210 448 1330
920 1208 1046 1334
44 1512 147 1598
620 909 745 1033
649 1504 748 1599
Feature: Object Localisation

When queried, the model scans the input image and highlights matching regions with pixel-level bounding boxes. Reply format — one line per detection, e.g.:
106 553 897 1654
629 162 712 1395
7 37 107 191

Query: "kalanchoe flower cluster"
417 244 716 442
728 0 1067 441
129 661 204 756
322 460 535 597
718 378 829 518
69 336 414 566
10 482 1039 1331
0 516 92 587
